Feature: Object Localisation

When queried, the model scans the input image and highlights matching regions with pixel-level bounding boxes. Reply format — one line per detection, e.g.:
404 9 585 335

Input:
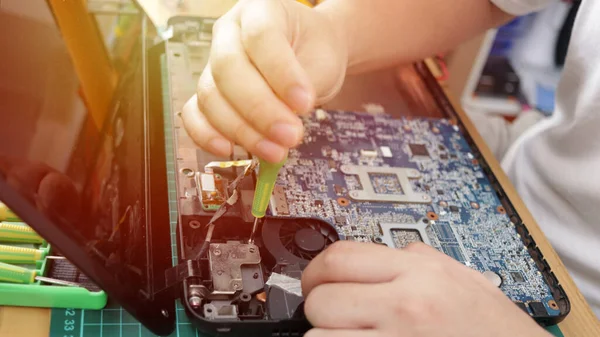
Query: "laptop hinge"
155 259 202 298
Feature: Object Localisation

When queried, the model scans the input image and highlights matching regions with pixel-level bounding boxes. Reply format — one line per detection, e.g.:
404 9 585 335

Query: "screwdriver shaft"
249 217 259 244
34 276 80 287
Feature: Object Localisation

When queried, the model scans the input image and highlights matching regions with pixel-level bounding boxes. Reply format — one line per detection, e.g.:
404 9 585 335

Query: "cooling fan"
260 218 339 320
261 218 339 265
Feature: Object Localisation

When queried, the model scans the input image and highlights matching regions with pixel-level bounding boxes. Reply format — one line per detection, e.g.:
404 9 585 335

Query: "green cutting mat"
48 54 565 337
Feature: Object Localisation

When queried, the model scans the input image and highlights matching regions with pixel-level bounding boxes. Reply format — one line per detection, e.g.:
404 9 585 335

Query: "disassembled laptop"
164 18 569 331
0 7 569 336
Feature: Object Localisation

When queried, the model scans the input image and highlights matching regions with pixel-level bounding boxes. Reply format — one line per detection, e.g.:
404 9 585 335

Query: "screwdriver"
0 261 80 287
0 202 21 222
249 155 287 243
0 244 65 264
0 222 45 244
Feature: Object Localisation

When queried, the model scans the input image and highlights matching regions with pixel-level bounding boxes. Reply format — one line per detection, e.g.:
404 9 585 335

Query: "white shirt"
489 0 600 317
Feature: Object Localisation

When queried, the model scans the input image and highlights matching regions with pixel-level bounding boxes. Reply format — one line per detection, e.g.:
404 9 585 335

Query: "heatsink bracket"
340 165 431 204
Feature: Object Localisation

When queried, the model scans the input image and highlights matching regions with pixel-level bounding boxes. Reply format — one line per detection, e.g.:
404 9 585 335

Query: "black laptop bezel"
0 13 176 336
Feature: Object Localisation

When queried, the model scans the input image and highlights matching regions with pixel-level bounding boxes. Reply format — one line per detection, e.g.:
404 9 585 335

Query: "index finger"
209 17 304 148
301 241 421 297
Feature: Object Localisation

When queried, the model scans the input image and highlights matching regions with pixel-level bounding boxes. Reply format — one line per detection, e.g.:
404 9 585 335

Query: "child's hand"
182 0 348 163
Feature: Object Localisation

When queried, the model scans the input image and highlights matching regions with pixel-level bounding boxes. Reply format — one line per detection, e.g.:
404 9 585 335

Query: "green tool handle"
0 261 36 284
251 157 287 218
0 222 44 244
0 244 44 264
0 261 77 286
0 203 21 222
252 180 275 218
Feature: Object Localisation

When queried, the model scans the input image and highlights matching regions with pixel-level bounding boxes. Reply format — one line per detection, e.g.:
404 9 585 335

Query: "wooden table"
1 1 599 336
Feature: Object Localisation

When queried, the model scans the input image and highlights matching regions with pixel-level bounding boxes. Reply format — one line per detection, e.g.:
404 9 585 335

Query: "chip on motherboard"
409 143 430 157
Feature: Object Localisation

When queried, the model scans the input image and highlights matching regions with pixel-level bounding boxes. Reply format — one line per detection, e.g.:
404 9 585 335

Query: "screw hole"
189 220 202 229
426 212 439 220
206 308 213 313
181 168 194 177
337 197 349 207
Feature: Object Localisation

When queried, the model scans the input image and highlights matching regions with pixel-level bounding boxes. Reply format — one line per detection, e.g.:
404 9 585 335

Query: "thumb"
238 0 317 114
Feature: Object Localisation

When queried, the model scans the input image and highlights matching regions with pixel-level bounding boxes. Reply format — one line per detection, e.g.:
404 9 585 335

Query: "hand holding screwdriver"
181 0 346 163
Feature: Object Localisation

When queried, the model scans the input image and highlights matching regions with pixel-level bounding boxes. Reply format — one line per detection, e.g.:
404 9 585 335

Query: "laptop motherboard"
164 17 566 328
271 109 558 312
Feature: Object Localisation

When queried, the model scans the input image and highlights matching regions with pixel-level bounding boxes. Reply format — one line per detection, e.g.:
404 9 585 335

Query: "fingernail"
286 85 312 113
270 123 303 147
208 138 232 155
255 139 286 163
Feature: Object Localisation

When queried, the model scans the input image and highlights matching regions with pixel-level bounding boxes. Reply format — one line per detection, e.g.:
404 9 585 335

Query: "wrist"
314 0 354 74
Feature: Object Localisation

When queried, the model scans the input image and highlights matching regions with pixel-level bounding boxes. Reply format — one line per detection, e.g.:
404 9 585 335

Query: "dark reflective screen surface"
0 6 174 332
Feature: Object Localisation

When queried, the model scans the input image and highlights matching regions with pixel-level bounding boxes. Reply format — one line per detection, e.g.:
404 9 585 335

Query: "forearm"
316 0 513 74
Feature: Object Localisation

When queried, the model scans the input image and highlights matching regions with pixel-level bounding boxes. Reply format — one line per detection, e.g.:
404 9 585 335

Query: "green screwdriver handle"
0 203 21 222
0 244 44 264
0 222 44 244
251 156 287 218
0 261 36 284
